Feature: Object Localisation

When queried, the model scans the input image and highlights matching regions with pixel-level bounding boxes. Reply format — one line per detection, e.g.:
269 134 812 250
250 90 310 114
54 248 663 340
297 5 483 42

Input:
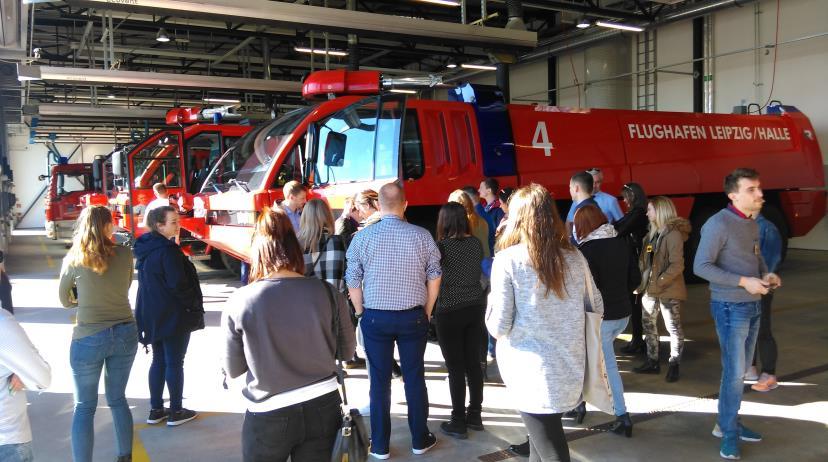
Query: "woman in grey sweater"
222 208 355 462
486 184 603 462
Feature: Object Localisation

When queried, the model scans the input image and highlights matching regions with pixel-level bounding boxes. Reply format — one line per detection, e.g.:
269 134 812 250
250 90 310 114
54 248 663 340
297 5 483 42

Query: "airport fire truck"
181 70 826 266
107 106 252 238
42 161 95 240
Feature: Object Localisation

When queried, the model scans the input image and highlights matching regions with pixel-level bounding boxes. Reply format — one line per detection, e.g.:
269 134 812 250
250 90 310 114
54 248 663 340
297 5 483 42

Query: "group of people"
0 167 783 462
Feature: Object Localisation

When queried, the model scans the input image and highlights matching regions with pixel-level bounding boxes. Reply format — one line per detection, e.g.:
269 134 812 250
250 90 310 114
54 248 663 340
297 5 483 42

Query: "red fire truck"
106 107 253 269
42 162 95 240
182 70 826 265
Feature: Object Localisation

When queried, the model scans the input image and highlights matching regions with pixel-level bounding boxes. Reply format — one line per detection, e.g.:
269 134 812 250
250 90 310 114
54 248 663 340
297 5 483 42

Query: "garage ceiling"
3 1 724 134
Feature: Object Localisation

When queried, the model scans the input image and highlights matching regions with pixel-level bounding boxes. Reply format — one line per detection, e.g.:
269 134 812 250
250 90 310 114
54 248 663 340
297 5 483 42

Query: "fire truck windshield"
200 106 312 193
133 135 181 189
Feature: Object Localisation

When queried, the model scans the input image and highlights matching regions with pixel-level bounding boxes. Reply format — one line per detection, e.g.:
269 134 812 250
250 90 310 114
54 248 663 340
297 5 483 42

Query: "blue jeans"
70 322 138 462
0 442 33 462
711 300 761 440
601 316 629 416
149 332 191 411
361 308 430 454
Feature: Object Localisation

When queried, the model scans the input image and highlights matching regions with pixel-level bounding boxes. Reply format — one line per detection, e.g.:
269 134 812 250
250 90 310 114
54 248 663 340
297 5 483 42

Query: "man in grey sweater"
694 168 782 461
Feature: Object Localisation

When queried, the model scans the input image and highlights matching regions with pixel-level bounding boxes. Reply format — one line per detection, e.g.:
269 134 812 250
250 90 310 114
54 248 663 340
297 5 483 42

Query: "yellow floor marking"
132 411 225 461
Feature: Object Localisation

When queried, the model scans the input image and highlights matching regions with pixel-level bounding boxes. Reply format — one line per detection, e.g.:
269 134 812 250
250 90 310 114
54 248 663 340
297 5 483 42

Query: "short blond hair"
283 180 306 199
153 182 167 196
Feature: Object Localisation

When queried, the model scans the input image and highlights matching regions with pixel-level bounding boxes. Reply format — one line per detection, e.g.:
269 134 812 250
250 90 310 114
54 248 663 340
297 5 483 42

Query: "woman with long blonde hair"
297 198 346 291
448 189 490 259
486 184 603 462
634 196 690 382
58 205 137 462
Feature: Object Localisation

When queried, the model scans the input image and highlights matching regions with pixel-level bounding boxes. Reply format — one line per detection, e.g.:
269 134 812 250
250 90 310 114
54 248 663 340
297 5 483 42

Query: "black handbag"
322 282 370 462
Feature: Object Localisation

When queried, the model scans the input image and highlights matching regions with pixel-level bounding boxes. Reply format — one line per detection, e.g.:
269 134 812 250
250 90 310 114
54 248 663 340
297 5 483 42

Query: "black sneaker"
633 359 661 374
665 363 680 383
440 419 467 439
412 432 438 455
146 408 169 425
166 408 198 427
509 437 530 457
392 361 403 379
465 408 484 431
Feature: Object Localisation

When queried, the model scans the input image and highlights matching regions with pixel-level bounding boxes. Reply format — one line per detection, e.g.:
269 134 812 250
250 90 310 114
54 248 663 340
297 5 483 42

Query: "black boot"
466 407 484 431
665 362 680 382
609 413 633 437
633 358 661 374
508 436 530 457
620 337 646 355
116 456 132 462
564 401 587 424
440 416 468 439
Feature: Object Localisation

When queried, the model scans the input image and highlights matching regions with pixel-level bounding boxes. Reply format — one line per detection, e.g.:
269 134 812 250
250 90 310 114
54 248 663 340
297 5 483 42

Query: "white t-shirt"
142 197 171 228
0 310 51 445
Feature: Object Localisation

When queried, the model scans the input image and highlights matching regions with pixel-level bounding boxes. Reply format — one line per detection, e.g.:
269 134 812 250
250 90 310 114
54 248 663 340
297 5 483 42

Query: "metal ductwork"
505 0 526 30
60 0 537 48
519 0 756 62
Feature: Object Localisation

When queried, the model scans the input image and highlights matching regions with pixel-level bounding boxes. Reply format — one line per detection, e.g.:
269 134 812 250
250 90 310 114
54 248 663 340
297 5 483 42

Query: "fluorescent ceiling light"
294 47 348 57
156 27 171 43
416 0 461 6
390 89 417 94
595 21 644 32
446 63 457 68
576 18 592 29
461 63 497 71
204 97 241 104
107 93 116 99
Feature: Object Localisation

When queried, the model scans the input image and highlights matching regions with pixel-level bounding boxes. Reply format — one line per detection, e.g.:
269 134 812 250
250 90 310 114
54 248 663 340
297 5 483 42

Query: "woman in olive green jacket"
634 196 691 382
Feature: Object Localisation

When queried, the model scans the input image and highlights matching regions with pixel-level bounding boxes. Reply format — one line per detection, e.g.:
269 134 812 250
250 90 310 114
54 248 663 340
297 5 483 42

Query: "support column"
496 63 510 103
693 17 704 113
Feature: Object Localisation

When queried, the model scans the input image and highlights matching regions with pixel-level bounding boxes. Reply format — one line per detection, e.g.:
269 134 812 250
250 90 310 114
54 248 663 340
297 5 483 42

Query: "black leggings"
434 305 485 418
630 293 643 340
752 292 777 374
519 412 570 462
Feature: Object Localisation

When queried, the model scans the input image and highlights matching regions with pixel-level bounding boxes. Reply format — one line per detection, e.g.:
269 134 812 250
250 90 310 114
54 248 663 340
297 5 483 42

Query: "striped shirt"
345 215 441 310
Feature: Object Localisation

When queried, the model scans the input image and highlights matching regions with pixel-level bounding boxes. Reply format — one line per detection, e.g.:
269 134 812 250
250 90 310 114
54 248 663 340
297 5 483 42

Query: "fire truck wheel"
684 205 719 283
760 202 789 267
220 252 242 278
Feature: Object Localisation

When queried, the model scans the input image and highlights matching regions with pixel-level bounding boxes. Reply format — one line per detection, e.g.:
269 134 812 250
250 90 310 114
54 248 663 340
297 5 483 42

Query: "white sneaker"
743 366 759 381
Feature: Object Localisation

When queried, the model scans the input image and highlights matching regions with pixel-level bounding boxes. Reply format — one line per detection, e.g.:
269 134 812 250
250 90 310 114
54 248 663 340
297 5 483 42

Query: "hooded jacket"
639 217 692 301
134 231 204 345
578 224 641 320
614 206 649 258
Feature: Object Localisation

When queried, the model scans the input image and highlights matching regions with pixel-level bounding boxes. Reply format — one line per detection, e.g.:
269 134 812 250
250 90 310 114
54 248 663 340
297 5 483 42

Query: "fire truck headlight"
193 197 206 218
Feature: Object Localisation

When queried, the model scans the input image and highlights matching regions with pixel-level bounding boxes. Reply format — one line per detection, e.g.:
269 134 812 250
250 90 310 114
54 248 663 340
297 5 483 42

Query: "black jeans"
519 412 570 462
435 304 485 419
752 292 777 374
149 332 190 411
629 293 643 340
242 390 342 462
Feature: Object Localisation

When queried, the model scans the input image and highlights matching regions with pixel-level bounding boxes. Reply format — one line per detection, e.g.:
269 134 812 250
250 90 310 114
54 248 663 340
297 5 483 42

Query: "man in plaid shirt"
346 182 442 458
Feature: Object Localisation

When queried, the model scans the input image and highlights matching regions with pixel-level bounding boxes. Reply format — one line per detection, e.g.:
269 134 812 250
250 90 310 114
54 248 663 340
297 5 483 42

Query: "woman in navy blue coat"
134 205 204 427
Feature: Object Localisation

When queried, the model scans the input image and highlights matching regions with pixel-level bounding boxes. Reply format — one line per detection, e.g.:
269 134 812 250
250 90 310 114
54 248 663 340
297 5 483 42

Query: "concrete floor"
6 230 828 462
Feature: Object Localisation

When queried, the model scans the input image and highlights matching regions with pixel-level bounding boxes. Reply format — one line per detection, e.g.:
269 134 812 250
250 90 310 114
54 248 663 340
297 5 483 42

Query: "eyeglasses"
622 184 633 191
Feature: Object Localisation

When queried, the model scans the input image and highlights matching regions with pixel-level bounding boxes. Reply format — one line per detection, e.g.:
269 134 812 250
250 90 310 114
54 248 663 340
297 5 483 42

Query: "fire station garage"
1 0 827 461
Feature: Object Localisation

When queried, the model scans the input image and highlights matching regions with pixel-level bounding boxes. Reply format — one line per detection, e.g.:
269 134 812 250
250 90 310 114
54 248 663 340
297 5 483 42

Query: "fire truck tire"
760 202 789 267
220 252 242 277
205 249 225 270
684 205 719 283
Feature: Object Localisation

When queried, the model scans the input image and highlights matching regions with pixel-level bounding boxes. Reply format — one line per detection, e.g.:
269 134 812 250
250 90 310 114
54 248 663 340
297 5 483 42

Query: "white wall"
509 59 548 104
7 126 114 229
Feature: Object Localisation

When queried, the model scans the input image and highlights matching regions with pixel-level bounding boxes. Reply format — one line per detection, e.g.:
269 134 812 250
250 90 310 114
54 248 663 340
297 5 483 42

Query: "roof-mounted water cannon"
165 105 242 125
302 70 443 99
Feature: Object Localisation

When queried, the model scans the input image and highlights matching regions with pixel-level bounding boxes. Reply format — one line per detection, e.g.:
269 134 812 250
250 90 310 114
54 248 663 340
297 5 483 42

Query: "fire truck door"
309 94 407 209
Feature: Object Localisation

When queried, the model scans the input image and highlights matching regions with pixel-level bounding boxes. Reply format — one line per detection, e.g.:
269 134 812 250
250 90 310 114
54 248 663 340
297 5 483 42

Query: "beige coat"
638 218 692 301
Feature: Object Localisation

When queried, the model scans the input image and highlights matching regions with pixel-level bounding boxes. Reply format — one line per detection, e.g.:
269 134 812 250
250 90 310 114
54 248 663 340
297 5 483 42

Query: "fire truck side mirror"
112 150 125 178
323 132 347 167
38 174 48 181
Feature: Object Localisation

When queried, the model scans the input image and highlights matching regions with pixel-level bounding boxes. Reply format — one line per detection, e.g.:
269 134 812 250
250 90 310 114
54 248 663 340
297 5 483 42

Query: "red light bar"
302 70 381 99
166 107 203 125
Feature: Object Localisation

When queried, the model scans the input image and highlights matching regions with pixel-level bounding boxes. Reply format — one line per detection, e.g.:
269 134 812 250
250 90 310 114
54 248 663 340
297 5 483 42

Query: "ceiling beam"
60 0 537 48
18 65 303 92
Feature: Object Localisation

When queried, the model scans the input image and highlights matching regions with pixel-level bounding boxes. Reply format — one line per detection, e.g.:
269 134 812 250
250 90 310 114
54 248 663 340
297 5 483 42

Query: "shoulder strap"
321 280 348 406
582 258 597 314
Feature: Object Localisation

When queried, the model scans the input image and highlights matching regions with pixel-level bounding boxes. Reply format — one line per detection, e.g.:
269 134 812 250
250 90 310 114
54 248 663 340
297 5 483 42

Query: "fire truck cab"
109 106 252 240
43 162 94 240
185 70 826 265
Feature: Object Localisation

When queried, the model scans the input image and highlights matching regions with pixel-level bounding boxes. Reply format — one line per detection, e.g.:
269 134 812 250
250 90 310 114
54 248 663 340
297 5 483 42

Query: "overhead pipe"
518 0 757 63
505 0 525 30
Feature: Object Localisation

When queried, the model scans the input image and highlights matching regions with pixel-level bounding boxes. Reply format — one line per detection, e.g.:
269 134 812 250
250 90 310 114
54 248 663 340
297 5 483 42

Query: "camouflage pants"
641 295 685 363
